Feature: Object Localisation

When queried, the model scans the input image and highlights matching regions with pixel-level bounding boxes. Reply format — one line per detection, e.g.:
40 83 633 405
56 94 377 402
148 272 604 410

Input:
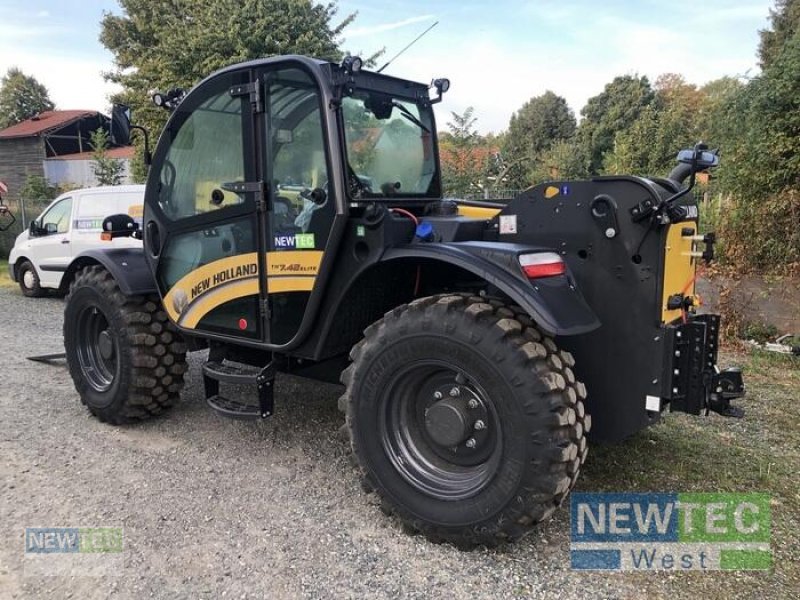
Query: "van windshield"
342 91 439 199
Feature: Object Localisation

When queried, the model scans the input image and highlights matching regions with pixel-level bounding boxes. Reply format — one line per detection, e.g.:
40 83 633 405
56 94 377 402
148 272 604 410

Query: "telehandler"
60 55 744 545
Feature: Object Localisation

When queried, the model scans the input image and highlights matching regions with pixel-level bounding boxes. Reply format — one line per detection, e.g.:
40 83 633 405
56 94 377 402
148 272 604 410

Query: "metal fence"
0 198 53 259
460 189 523 202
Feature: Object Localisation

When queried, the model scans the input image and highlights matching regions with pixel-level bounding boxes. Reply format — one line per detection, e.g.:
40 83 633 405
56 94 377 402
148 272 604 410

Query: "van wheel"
64 265 187 424
341 294 590 546
17 260 45 297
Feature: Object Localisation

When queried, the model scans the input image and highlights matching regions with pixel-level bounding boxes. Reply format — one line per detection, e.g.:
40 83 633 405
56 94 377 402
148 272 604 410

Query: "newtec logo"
570 493 770 571
25 528 123 554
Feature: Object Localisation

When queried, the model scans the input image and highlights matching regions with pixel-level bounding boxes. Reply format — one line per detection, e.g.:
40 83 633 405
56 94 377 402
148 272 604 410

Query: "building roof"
45 146 136 161
0 110 99 139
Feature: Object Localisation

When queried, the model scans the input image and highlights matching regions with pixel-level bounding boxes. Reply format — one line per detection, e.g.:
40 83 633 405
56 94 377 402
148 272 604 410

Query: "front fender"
63 248 157 296
382 242 600 336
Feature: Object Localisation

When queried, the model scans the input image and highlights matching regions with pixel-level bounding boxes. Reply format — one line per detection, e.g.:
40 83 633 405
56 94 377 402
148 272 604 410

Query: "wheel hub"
425 398 471 447
97 330 114 360
23 270 35 288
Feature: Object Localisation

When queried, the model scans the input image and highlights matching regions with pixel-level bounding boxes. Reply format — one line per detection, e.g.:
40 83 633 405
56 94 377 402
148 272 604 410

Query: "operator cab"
137 56 447 347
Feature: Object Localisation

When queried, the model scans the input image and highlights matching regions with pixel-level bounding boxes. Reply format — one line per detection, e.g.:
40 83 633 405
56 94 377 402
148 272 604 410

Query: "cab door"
143 69 265 341
258 66 337 345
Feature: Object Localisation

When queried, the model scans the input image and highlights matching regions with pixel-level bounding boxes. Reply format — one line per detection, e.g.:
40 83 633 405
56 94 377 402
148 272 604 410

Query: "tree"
19 174 59 200
439 107 493 196
577 75 654 174
758 0 800 67
0 68 55 130
604 74 704 176
90 129 125 186
503 91 576 187
100 0 356 165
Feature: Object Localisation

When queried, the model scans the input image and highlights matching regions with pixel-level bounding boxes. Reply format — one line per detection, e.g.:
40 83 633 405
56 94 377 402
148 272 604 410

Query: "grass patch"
575 349 800 596
0 259 16 289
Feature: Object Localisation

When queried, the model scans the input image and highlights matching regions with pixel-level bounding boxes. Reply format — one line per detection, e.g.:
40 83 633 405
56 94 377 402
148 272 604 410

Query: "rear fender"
382 242 600 336
62 248 157 296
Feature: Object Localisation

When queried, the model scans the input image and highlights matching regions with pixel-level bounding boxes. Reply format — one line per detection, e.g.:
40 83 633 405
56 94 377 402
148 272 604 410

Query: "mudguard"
63 248 157 296
382 242 600 336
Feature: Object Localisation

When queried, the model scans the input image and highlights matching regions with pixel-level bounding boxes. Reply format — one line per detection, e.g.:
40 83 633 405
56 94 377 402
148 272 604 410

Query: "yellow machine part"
162 251 323 328
661 223 698 323
456 204 501 219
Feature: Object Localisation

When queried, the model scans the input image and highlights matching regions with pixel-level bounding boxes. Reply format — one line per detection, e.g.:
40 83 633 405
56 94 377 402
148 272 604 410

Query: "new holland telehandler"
60 55 744 545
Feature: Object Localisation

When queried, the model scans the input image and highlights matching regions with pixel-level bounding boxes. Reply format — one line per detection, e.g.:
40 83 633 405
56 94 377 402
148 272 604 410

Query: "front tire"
341 294 590 546
64 265 187 424
17 260 45 297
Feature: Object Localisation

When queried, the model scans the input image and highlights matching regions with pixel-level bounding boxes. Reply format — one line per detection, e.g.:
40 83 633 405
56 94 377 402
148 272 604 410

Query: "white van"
9 185 144 297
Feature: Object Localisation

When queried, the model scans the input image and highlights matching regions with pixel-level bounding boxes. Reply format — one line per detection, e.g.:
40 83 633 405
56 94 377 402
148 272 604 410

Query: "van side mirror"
44 222 58 235
102 213 140 239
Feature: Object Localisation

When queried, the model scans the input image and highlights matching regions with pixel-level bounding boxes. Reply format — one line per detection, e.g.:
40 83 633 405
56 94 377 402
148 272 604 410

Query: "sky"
0 0 774 133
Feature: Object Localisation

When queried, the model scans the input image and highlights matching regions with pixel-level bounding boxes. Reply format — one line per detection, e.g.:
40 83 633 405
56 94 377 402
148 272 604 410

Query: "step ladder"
202 360 275 419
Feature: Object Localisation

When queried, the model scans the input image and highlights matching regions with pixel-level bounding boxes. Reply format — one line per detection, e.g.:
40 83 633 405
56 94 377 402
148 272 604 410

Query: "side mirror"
102 213 140 238
110 104 132 146
44 222 58 235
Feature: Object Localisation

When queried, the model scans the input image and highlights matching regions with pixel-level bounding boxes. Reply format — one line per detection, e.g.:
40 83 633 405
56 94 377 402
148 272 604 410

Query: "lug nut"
465 438 477 449
449 387 460 397
434 391 443 400
474 420 486 431
467 399 479 409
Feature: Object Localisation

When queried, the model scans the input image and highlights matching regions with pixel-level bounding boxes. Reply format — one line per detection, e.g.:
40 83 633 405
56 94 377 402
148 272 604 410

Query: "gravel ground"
0 286 789 599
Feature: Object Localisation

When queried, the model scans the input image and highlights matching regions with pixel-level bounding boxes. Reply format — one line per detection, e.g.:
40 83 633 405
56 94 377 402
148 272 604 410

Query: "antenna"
376 20 439 74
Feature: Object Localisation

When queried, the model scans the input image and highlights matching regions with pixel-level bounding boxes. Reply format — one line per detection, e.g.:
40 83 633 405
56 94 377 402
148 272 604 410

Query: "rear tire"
64 265 187 424
17 260 45 297
340 294 590 546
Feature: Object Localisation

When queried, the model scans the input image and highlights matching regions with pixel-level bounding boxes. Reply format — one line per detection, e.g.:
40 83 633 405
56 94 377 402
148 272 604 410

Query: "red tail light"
519 252 565 279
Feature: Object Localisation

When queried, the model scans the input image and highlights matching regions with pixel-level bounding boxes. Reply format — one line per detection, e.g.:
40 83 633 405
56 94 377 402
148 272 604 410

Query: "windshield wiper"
392 101 430 133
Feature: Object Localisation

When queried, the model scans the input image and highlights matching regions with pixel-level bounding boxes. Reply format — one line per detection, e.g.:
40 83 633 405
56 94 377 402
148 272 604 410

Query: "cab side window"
41 197 73 234
157 84 246 221
267 68 332 250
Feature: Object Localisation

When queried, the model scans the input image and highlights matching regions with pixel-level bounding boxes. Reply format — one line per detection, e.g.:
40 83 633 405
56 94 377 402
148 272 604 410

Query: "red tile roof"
0 110 100 139
46 146 136 161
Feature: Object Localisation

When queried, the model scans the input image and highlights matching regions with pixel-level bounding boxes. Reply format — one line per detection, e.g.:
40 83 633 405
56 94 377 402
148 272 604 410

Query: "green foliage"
527 139 588 183
100 0 355 160
758 0 800 67
604 75 704 176
0 67 55 130
19 174 59 200
502 91 576 187
440 107 494 196
577 75 654 175
90 129 126 186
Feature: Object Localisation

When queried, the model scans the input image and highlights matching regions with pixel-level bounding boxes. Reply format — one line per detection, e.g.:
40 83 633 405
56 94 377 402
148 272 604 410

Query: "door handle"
61 239 70 244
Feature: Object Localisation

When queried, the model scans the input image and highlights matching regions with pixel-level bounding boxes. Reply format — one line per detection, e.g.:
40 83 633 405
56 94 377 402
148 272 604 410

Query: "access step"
202 360 274 419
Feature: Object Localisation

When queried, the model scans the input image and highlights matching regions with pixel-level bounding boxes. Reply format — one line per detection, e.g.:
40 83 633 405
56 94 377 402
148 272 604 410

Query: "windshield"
342 91 439 198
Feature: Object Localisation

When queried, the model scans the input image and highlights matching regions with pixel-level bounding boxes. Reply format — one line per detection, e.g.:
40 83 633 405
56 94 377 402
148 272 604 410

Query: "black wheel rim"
379 360 503 501
75 303 119 395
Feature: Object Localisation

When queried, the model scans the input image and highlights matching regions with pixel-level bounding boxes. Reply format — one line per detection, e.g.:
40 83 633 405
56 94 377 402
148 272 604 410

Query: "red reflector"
238 318 248 330
519 252 566 279
522 262 566 278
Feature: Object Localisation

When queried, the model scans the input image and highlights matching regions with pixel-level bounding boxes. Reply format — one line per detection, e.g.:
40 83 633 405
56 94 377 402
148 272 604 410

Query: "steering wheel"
347 164 372 197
